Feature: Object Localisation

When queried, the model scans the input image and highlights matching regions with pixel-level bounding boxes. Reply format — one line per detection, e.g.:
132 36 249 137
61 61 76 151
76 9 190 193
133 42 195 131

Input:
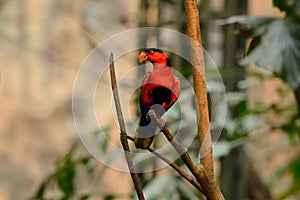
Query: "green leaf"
79 194 90 200
280 113 300 141
235 99 247 116
78 156 95 174
273 0 300 17
103 195 115 200
279 182 300 200
94 127 112 154
289 156 300 180
31 176 51 199
55 158 75 196
51 145 78 198
270 154 300 199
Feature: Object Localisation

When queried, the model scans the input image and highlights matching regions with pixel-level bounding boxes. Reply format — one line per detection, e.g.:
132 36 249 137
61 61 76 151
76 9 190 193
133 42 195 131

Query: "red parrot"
134 48 180 149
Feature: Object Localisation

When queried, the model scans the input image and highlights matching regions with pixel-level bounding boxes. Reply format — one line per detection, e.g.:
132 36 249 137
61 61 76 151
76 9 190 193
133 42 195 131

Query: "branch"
147 112 221 199
109 53 145 200
161 127 207 185
184 0 224 199
147 112 210 194
147 112 222 198
184 0 211 172
126 135 204 193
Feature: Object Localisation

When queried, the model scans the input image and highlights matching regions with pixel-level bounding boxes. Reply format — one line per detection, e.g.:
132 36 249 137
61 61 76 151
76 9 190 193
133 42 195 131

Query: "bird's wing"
140 73 153 106
161 77 180 110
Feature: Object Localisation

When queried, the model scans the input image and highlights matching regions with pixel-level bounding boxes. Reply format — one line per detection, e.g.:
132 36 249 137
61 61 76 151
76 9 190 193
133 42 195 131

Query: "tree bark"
184 0 224 199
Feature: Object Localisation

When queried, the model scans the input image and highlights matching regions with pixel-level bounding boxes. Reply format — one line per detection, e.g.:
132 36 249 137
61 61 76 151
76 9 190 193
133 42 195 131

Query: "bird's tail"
134 115 156 149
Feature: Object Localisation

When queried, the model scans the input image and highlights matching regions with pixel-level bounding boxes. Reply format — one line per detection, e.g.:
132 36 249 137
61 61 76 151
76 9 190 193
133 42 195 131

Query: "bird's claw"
147 110 165 128
146 110 157 121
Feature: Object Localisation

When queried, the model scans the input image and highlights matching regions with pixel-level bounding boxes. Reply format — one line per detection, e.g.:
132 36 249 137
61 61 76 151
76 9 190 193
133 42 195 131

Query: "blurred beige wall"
0 0 138 199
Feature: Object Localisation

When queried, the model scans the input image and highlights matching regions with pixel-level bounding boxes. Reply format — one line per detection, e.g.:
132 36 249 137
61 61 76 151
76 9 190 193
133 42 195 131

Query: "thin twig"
126 135 204 193
109 53 145 200
161 126 223 199
148 112 222 198
161 127 207 188
147 112 208 192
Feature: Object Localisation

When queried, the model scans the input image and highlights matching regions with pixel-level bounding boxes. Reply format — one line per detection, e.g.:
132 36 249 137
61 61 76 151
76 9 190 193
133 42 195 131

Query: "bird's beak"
139 51 148 63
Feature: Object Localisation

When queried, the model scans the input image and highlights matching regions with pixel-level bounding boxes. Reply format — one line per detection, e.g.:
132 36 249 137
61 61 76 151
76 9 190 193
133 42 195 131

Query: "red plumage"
134 48 180 149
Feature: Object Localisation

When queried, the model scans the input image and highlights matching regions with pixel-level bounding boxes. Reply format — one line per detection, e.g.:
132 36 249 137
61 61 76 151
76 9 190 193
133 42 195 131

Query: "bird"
134 48 180 149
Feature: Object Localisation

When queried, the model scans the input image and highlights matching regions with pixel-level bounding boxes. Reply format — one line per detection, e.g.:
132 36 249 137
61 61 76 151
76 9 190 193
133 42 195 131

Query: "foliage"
31 143 96 200
214 73 299 150
273 0 300 17
270 154 300 199
31 125 206 199
217 2 300 90
217 1 300 198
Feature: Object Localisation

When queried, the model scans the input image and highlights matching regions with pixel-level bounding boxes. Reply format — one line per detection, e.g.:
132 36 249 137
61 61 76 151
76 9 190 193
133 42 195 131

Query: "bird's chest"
141 69 176 104
143 68 176 89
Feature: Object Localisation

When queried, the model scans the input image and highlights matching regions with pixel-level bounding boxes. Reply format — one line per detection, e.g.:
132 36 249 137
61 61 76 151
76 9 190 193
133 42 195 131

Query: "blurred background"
0 0 300 199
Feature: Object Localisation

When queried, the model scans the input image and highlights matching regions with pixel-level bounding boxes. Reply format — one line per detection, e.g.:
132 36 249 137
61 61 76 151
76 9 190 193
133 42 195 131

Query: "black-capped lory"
134 48 180 149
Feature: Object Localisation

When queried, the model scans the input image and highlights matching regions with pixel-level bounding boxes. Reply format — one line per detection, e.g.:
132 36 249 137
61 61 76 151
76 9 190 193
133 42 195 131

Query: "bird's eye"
148 50 154 54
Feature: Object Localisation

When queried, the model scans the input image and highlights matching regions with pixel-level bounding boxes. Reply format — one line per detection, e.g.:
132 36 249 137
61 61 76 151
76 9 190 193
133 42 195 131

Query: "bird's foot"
146 109 157 120
147 110 165 128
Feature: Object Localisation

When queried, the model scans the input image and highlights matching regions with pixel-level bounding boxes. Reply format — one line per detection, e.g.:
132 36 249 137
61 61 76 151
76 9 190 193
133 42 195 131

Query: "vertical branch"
109 53 145 200
184 0 210 171
184 0 224 199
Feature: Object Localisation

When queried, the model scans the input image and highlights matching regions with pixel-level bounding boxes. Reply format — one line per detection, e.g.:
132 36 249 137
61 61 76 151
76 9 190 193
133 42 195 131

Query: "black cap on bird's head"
139 48 171 67
144 48 163 53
